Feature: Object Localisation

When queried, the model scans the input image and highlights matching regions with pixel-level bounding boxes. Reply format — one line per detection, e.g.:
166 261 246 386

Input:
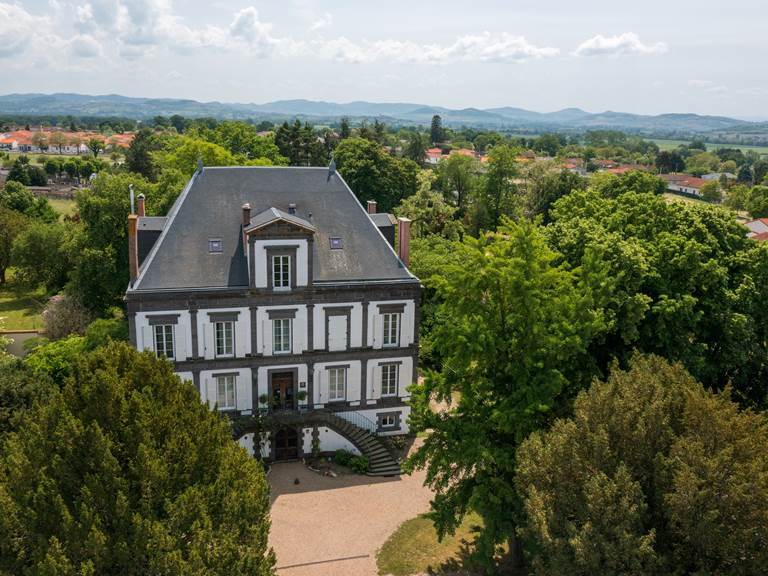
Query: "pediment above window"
244 207 316 238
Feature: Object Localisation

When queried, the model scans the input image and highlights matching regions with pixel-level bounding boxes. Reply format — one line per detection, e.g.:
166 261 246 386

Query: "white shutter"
347 367 360 402
319 369 328 405
203 323 213 360
236 372 249 411
206 377 217 409
372 314 380 349
174 326 187 361
398 362 409 397
262 319 269 354
370 364 381 399
141 325 154 352
401 308 412 347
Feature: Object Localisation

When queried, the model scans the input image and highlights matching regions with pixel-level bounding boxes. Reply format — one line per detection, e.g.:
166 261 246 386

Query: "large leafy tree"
125 128 160 180
0 342 275 575
0 359 51 439
470 144 521 232
546 189 767 405
0 207 26 285
517 355 768 575
394 171 461 239
436 153 478 216
12 220 76 293
406 219 605 569
334 137 419 212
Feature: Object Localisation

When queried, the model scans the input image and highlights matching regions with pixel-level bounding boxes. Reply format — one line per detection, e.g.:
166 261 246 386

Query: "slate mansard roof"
130 166 417 292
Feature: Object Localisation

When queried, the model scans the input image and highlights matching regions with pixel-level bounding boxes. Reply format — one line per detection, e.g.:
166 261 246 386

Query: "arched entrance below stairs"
274 427 299 461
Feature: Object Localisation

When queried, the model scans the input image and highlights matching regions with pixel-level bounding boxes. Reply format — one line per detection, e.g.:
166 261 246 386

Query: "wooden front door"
271 371 295 411
274 428 299 461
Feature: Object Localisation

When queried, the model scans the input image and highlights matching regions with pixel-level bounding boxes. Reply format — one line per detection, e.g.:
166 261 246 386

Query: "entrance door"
274 428 299 460
271 371 295 411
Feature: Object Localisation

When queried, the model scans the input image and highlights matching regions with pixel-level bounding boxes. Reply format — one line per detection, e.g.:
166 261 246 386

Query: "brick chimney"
397 217 411 267
242 203 251 226
367 200 377 214
137 193 145 217
128 214 139 284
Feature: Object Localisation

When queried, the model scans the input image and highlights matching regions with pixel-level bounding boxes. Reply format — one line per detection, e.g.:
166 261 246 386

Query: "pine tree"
430 115 443 144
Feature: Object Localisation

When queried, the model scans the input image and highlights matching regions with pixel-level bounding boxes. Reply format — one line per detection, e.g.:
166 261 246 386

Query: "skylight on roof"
329 237 343 250
208 238 222 253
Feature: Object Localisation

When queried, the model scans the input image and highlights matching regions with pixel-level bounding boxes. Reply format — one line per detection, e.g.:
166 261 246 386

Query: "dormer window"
272 255 291 290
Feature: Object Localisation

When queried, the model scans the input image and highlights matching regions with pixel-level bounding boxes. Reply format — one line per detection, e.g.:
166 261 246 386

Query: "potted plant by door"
296 390 308 412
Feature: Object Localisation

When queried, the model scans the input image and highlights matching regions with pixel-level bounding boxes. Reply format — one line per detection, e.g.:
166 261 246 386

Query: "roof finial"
327 155 336 182
197 158 204 173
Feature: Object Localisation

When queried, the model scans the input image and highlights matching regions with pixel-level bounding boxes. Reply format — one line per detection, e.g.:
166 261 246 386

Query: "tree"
753 158 768 184
403 132 427 164
517 355 768 575
333 137 419 212
31 131 48 152
49 131 67 154
589 170 666 198
437 153 478 215
274 120 327 166
700 180 722 203
41 294 93 340
523 162 586 222
86 137 104 158
125 127 159 180
0 342 276 575
160 137 236 175
533 133 563 157
655 150 685 173
430 115 443 144
6 160 30 186
26 165 47 186
339 117 351 140
0 180 34 213
747 185 768 218
0 207 26 285
12 221 75 292
394 171 461 239
471 144 520 232
547 189 767 405
0 359 52 439
405 220 605 569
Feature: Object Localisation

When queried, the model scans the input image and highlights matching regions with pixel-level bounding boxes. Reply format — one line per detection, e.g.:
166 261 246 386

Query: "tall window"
216 374 236 410
381 364 398 397
273 318 292 354
154 324 174 359
215 321 234 357
272 255 291 289
382 313 400 347
328 367 346 402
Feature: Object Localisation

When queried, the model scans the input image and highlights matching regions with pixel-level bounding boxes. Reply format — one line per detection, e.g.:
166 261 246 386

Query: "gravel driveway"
268 445 433 576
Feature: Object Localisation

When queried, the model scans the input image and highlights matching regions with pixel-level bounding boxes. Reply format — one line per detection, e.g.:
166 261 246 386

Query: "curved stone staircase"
323 412 402 477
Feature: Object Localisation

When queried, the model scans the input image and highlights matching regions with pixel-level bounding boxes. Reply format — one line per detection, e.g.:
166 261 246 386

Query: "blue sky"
2 0 766 117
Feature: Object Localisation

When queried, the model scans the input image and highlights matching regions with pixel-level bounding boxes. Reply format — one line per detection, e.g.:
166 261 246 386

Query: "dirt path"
268 444 433 576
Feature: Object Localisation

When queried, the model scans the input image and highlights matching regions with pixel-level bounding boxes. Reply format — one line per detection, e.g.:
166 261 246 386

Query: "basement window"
329 237 343 250
208 238 223 253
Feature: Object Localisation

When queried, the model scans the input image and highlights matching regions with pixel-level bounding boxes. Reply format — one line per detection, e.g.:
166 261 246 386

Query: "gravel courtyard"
268 448 433 576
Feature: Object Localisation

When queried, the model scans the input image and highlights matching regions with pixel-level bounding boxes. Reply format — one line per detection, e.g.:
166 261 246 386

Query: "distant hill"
0 92 756 135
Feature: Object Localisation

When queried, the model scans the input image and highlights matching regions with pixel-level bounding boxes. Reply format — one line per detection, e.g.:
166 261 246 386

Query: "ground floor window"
380 414 397 428
328 367 346 402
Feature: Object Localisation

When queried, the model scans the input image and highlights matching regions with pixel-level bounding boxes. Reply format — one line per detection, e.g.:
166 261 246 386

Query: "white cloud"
312 32 558 64
309 12 332 31
574 32 666 57
0 2 58 58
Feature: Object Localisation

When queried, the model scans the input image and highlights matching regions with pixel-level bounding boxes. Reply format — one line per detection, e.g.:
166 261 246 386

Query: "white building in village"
125 165 420 475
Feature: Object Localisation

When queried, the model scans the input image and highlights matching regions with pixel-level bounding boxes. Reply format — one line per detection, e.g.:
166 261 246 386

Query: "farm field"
650 138 768 155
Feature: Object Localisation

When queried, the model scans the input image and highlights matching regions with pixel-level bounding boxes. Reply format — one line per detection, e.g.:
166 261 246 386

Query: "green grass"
47 197 77 218
377 512 482 576
649 138 768 155
0 274 46 331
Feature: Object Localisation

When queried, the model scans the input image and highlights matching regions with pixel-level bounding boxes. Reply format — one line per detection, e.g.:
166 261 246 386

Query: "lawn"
0 272 46 331
48 197 77 218
377 512 483 576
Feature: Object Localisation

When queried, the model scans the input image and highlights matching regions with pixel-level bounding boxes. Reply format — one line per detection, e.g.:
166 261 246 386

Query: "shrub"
349 455 370 474
42 294 93 340
333 449 354 467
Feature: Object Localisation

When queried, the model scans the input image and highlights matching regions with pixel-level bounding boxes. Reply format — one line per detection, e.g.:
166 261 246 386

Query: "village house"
425 147 443 165
125 165 420 475
660 173 707 196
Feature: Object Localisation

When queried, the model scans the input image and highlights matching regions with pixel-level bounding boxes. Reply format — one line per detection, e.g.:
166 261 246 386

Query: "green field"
0 272 45 331
650 138 768 155
48 197 77 218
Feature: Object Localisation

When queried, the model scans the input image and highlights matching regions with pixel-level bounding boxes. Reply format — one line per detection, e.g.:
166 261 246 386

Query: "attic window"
208 238 223 253
329 237 343 250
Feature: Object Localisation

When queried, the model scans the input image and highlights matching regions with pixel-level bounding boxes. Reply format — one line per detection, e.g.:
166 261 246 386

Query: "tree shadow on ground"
427 540 480 576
